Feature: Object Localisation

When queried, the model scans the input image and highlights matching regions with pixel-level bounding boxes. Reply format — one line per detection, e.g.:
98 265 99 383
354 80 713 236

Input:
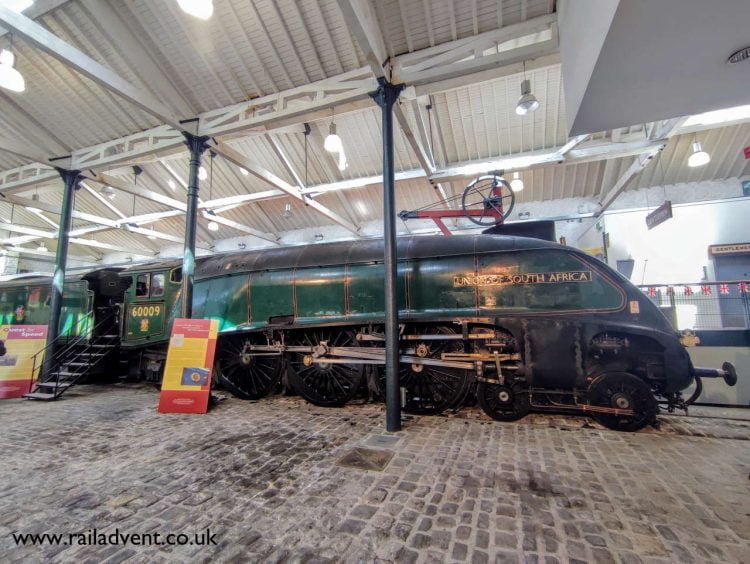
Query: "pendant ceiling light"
177 0 213 20
324 122 343 153
510 171 524 192
37 241 47 252
687 141 710 168
515 61 539 116
0 48 25 93
198 166 208 180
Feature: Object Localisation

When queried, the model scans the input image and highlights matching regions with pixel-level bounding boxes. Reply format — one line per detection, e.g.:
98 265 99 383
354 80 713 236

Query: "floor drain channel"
336 447 394 471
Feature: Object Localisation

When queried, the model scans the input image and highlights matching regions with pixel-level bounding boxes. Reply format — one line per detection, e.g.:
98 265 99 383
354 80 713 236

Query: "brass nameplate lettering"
454 271 593 287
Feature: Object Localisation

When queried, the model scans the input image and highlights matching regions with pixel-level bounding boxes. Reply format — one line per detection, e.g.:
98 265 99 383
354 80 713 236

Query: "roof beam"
336 0 388 78
0 135 50 164
210 139 360 236
0 4 184 130
201 211 279 245
597 120 682 213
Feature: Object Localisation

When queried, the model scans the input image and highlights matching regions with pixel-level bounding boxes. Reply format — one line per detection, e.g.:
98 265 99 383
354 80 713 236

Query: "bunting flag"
666 286 674 296
700 285 711 295
683 286 694 296
647 287 657 297
719 283 730 295
739 281 749 294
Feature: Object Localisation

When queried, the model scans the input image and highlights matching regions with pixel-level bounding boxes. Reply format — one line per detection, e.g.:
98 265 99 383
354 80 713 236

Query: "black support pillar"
43 168 80 378
371 78 405 432
181 133 209 319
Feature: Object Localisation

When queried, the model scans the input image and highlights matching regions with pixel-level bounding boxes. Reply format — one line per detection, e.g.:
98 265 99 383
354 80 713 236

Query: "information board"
158 318 219 414
0 325 48 399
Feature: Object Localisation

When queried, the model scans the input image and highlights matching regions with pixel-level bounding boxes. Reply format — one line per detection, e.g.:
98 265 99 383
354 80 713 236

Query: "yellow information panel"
0 325 48 399
158 318 219 414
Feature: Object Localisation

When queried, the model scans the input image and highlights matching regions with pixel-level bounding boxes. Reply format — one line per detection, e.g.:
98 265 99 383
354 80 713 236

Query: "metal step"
36 381 73 389
89 344 116 348
52 371 81 378
22 392 60 401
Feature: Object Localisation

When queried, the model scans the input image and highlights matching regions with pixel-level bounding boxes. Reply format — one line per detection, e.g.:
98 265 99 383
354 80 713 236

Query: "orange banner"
0 325 48 399
157 318 219 414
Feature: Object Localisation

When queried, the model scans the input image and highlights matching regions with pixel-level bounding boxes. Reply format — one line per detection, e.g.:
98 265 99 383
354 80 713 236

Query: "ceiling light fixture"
37 241 47 252
199 166 208 180
177 0 213 20
324 122 342 153
1 1 34 14
101 185 116 200
0 48 25 93
240 167 249 176
516 79 539 116
687 141 710 168
282 203 292 218
510 172 524 192
515 61 539 116
167 178 176 190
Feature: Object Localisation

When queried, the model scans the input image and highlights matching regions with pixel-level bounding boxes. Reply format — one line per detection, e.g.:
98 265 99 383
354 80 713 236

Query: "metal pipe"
181 133 209 318
371 78 405 432
42 169 80 380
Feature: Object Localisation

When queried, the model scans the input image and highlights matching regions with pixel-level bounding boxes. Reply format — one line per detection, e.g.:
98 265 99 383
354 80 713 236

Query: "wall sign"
708 242 750 256
645 200 673 230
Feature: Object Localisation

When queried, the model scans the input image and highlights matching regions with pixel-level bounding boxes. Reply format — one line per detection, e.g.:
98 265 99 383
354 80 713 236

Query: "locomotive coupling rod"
311 355 474 370
356 332 497 342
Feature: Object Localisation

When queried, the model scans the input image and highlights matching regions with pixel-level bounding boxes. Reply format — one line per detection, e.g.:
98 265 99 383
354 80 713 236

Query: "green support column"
181 133 209 318
370 78 405 432
42 168 81 379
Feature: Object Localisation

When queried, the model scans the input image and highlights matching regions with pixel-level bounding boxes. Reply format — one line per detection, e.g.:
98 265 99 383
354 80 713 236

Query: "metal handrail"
29 310 118 391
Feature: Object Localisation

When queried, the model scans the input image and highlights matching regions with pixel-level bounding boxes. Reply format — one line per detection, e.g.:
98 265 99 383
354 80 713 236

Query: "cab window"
135 274 150 297
151 274 165 297
170 268 182 283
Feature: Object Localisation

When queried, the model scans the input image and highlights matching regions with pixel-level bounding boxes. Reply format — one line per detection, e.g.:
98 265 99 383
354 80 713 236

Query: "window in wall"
135 274 150 297
170 268 182 283
151 274 165 297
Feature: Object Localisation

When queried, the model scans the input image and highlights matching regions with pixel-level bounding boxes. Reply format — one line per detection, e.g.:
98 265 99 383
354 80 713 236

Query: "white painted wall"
574 178 750 284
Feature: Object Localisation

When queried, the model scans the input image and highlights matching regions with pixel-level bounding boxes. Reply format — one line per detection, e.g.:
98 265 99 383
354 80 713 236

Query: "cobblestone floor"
0 384 748 563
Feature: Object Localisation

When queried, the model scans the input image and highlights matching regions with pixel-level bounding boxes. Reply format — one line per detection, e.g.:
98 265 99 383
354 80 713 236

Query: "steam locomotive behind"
1 235 736 431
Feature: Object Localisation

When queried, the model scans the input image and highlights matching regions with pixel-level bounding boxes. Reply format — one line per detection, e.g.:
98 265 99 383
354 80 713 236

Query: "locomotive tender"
1 235 736 431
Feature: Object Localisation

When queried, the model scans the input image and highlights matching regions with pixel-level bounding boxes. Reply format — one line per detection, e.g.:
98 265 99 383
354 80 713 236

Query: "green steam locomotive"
1 235 736 431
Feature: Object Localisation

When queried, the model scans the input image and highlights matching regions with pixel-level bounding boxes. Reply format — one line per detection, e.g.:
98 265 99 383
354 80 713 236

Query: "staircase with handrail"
23 309 120 401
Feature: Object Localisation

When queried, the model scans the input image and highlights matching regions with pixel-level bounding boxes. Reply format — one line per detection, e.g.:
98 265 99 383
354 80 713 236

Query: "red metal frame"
408 184 506 235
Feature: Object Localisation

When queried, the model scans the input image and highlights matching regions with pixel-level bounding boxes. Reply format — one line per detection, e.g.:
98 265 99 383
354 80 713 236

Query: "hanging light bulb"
324 122 342 153
207 220 219 231
101 185 116 200
282 203 292 218
0 49 25 93
239 167 249 176
177 0 213 20
516 79 539 116
167 178 176 190
510 172 524 192
199 166 208 180
37 241 47 252
687 141 710 167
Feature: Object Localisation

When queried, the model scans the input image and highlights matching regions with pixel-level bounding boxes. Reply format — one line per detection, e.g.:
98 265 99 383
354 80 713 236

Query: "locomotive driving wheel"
379 325 471 415
476 382 530 421
587 372 657 432
215 334 282 400
286 328 365 407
